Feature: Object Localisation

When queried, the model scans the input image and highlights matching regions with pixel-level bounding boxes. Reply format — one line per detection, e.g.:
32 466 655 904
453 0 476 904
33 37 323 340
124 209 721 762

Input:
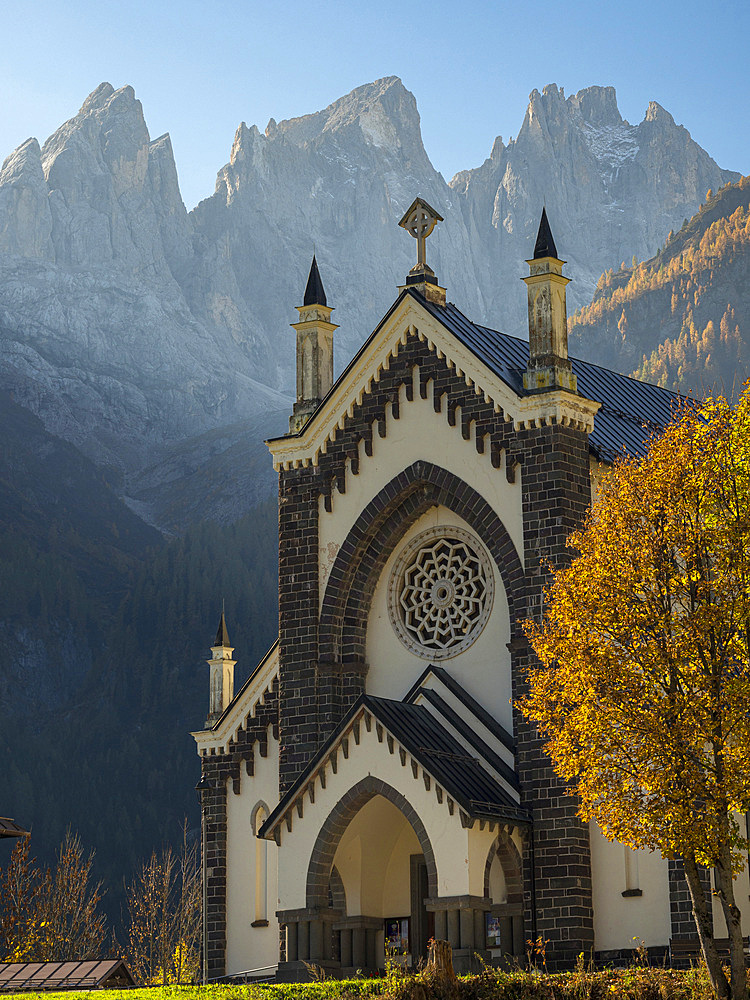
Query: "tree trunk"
427 939 456 981
683 853 731 999
713 845 746 1000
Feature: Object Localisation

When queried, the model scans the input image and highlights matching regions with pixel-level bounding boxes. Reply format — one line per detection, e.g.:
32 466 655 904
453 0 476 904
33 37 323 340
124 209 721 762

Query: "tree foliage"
521 387 750 999
123 825 200 985
571 177 750 396
0 832 106 962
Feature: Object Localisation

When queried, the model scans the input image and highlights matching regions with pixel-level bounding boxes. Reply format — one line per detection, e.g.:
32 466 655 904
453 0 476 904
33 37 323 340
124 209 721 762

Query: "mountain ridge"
0 76 739 526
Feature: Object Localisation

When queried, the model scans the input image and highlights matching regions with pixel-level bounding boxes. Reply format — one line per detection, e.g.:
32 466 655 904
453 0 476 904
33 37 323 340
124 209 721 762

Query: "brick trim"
319 461 525 665
306 775 438 907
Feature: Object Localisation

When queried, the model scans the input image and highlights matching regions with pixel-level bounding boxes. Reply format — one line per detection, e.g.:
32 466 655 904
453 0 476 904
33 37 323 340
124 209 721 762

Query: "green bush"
0 966 722 1000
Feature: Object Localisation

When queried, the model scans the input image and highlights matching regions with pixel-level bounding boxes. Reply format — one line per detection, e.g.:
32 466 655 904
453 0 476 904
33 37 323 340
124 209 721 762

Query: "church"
192 201 746 980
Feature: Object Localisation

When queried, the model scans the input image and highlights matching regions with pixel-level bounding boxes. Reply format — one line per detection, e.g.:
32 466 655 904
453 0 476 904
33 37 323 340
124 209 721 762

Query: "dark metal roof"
533 207 558 259
365 696 529 823
0 959 134 992
303 254 327 307
417 295 683 462
405 664 515 754
260 691 529 839
214 611 230 648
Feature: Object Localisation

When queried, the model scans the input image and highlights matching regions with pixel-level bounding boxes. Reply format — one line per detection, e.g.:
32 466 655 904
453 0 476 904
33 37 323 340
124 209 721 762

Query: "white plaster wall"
366 506 513 731
274 722 474 912
318 367 524 602
466 822 502 898
590 821 671 950
711 817 750 938
225 726 280 976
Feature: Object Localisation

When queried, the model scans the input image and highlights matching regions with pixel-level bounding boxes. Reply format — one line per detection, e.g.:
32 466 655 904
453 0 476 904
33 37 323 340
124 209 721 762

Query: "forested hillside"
569 176 750 396
1 479 279 923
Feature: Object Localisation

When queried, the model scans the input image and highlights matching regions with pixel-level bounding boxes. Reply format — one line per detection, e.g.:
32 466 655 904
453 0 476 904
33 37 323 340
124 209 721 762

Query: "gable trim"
267 292 529 471
259 695 530 844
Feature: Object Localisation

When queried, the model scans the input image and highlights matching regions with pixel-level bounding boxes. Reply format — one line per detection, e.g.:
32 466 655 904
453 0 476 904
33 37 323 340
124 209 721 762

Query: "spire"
214 611 230 648
303 254 327 307
206 613 236 728
288 256 338 434
522 208 577 394
533 207 558 260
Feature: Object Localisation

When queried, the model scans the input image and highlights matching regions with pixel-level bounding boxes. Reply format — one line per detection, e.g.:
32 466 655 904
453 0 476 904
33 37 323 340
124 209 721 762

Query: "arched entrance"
284 778 437 974
483 831 526 961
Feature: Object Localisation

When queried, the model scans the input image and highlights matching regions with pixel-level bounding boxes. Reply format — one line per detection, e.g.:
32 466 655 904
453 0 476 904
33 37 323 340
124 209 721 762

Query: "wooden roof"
0 959 134 992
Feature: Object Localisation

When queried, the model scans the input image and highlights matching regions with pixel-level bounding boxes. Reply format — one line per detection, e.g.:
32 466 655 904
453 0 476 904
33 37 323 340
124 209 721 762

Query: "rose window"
388 526 494 659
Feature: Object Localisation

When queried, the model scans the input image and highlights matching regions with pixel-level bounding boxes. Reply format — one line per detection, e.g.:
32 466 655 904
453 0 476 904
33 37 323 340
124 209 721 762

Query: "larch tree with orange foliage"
521 386 750 1000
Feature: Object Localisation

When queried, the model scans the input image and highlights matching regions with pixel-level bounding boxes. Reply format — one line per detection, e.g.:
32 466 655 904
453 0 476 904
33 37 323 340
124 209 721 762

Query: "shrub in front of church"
5 965 719 1000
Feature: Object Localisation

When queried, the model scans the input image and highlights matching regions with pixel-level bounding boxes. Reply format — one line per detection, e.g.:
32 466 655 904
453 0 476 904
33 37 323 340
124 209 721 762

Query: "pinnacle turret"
303 255 327 307
205 612 236 728
214 611 230 648
289 256 338 434
523 208 576 394
533 207 559 260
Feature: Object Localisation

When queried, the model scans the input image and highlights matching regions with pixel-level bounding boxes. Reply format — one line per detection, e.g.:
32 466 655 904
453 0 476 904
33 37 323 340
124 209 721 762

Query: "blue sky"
2 0 747 210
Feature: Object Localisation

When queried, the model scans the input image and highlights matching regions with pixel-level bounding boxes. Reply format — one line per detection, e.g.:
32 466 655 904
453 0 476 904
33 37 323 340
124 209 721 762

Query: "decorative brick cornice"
262 700 524 849
512 389 600 433
267 295 526 472
194 675 279 795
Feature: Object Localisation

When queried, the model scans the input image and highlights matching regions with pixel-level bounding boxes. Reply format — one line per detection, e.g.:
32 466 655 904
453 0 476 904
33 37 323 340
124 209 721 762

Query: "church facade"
192 202 746 980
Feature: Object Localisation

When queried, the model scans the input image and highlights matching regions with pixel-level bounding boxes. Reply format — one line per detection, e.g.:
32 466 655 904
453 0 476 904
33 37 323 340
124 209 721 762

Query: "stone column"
278 466 321 794
426 896 491 973
513 421 596 969
286 922 298 962
276 907 342 980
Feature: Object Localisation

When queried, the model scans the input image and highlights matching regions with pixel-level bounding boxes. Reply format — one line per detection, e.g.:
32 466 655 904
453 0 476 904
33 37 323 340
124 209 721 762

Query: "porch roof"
259 692 530 841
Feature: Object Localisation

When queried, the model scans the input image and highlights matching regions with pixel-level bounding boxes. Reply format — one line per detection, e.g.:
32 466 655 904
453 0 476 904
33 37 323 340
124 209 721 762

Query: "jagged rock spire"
214 611 230 648
533 207 559 260
303 254 327 307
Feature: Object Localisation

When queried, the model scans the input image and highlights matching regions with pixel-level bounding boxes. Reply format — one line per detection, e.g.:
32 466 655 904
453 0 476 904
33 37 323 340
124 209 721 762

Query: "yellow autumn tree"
521 385 750 1000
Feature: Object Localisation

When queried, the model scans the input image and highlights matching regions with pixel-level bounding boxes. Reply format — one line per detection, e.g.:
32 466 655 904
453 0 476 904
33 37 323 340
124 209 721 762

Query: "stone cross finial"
399 197 444 272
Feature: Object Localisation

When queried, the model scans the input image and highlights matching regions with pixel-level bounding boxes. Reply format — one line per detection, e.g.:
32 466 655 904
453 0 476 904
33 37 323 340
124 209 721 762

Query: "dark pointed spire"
214 611 230 648
303 254 327 307
533 207 558 260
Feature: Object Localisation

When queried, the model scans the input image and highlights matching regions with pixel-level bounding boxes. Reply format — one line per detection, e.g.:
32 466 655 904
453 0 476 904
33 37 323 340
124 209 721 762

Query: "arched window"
251 802 269 925
622 846 642 897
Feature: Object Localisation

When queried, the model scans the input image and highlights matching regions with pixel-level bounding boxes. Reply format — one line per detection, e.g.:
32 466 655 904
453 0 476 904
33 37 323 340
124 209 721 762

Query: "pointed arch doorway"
288 777 438 974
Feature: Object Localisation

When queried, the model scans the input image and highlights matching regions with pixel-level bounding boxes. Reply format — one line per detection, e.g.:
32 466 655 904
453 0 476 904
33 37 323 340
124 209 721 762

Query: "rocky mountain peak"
79 82 116 114
490 135 504 160
644 100 676 126
0 76 740 497
0 137 53 259
570 85 623 127
275 76 421 154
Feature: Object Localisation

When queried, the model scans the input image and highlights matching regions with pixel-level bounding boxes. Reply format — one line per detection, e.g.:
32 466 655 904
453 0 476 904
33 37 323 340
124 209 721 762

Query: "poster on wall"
485 913 502 948
385 917 410 955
